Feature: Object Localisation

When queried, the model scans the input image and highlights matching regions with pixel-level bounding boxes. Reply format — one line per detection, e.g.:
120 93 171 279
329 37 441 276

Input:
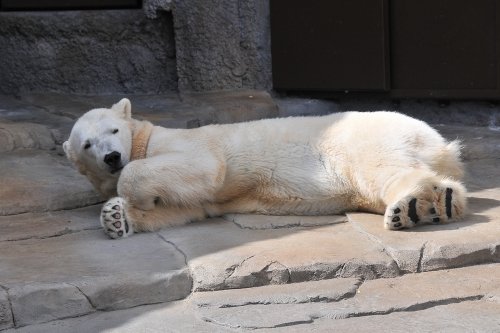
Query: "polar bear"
63 98 467 239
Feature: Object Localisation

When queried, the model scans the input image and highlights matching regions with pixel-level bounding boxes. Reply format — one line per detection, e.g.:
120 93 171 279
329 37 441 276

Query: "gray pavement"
1 91 500 331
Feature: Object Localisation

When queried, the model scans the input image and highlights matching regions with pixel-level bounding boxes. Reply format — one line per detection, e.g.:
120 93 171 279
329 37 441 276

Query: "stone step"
6 264 500 333
2 93 500 331
0 226 191 329
158 216 399 292
0 123 56 153
194 264 500 330
0 205 101 242
0 151 101 216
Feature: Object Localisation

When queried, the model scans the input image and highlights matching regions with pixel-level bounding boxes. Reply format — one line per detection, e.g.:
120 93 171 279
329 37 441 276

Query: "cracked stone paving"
0 93 499 332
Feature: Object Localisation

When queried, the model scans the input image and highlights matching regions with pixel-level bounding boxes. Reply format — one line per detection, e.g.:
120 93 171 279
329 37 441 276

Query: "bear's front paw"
100 197 134 239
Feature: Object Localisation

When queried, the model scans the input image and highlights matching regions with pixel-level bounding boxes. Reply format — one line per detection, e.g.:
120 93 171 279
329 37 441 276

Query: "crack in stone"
417 241 428 273
257 318 316 330
223 255 256 282
0 203 104 218
223 215 347 230
340 277 364 301
31 103 78 120
335 263 347 278
204 295 486 330
202 313 317 331
155 233 189 267
347 215 403 274
67 283 97 310
225 216 301 230
343 295 484 320
206 277 365 309
0 284 16 329
155 233 194 295
4 280 105 329
1 226 102 243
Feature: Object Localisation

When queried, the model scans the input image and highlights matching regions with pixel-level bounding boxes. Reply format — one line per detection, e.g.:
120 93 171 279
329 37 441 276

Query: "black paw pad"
429 208 436 215
408 198 420 224
445 188 453 218
432 217 440 223
393 208 401 214
112 213 121 219
392 216 400 222
393 222 402 228
112 205 121 211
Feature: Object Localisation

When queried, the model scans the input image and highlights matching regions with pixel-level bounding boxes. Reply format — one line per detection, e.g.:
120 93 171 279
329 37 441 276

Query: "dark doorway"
271 0 500 99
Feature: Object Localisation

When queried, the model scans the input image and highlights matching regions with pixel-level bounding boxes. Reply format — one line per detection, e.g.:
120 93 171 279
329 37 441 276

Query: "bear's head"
63 98 133 198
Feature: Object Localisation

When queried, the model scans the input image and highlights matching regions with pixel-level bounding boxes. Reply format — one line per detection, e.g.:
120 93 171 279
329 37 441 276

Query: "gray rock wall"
0 10 177 94
171 0 272 91
0 1 273 94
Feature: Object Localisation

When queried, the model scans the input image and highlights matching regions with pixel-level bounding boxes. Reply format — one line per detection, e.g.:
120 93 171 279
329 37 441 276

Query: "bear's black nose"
104 151 121 167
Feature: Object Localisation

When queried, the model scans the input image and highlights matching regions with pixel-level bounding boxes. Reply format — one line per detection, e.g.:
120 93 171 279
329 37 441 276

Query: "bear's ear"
111 98 132 119
63 141 74 161
63 140 87 175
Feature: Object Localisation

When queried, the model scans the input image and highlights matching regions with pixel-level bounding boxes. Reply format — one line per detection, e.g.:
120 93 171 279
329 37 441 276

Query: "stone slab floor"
0 92 499 332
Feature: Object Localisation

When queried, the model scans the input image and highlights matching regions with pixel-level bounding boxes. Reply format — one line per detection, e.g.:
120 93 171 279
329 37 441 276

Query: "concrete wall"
0 10 177 94
171 0 272 91
0 0 272 94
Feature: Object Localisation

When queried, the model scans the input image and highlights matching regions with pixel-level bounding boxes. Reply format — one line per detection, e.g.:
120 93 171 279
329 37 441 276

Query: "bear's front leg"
100 196 208 239
100 197 134 239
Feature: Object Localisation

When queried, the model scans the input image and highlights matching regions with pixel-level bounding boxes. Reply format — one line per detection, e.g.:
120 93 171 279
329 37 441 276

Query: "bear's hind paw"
384 180 466 230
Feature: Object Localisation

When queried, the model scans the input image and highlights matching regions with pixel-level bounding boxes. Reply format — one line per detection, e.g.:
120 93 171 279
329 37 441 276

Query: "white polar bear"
63 98 467 239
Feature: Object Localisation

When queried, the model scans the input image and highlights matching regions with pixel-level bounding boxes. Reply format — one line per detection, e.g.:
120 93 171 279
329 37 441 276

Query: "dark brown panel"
271 0 388 91
0 0 141 10
391 0 498 91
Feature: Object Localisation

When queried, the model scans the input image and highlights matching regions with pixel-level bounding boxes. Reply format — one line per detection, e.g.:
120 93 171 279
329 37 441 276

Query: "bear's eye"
112 129 119 134
84 142 91 150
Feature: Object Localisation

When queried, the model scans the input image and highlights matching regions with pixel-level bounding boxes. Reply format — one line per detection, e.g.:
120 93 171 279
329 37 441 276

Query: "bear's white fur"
64 99 467 239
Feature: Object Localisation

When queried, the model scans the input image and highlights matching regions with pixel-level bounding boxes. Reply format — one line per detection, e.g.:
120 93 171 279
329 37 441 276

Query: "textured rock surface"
0 123 56 152
0 230 190 326
348 158 500 273
10 296 500 333
0 151 101 215
0 205 101 242
0 231 186 285
9 283 94 327
0 288 13 331
172 0 272 91
158 219 399 291
5 301 234 333
0 1 273 94
18 265 498 332
143 0 173 18
197 264 500 329
192 278 361 308
0 10 176 94
283 301 500 333
2 94 500 331
223 214 346 229
73 269 191 311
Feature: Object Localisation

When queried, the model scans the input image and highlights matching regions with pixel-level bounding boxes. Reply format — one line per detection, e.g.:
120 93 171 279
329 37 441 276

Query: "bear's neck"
130 119 154 161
